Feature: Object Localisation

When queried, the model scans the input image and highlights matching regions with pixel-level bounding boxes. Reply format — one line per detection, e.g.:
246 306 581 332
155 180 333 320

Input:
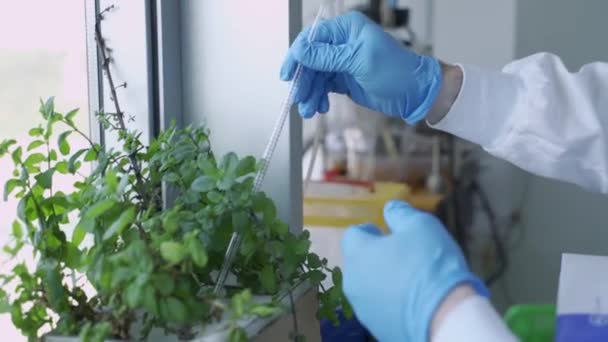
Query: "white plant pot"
44 282 319 342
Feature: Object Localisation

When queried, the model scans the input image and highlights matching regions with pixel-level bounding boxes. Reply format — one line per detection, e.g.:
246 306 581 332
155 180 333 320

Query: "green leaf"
0 297 10 314
162 211 179 234
231 290 252 318
307 253 322 269
308 270 326 285
331 267 343 287
11 220 23 239
56 161 69 174
43 229 62 250
72 225 87 247
250 305 280 317
198 158 219 178
110 267 132 287
3 179 21 201
154 273 175 296
240 238 257 260
68 149 88 173
35 168 55 189
2 241 24 257
64 243 81 269
105 169 118 192
24 153 45 168
317 292 339 324
253 194 277 226
11 147 22 163
160 241 186 265
84 148 98 161
65 108 78 124
221 152 239 175
232 210 249 231
295 238 311 256
16 197 27 222
102 206 136 240
58 131 72 155
125 282 143 308
187 237 208 268
40 97 55 118
28 127 44 137
84 198 116 220
191 175 215 192
142 284 158 315
228 327 247 342
160 297 188 323
0 140 16 158
26 140 45 151
235 156 257 177
260 264 277 294
40 260 68 311
272 221 289 236
207 191 222 203
341 294 354 319
217 175 236 191
76 217 95 235
142 217 160 231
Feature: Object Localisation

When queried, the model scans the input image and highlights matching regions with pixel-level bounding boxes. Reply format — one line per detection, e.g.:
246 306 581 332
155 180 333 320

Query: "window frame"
85 0 304 230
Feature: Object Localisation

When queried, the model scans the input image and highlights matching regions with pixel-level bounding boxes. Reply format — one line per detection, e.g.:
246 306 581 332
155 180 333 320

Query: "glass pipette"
213 2 332 295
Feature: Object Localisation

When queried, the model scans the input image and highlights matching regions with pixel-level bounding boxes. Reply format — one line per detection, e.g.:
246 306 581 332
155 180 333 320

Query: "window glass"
0 2 89 340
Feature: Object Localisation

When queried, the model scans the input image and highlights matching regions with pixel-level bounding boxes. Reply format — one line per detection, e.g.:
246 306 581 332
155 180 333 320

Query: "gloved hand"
280 11 442 124
341 201 488 342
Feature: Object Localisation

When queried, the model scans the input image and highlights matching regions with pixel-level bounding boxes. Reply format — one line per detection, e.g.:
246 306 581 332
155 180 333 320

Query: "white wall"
433 0 516 68
504 0 608 309
515 0 608 71
179 1 303 230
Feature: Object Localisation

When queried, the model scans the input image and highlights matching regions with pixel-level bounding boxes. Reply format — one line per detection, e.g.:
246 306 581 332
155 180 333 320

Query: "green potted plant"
0 8 351 341
0 97 351 341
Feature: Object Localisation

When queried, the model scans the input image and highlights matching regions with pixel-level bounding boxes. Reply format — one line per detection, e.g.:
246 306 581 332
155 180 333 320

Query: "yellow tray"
303 181 411 231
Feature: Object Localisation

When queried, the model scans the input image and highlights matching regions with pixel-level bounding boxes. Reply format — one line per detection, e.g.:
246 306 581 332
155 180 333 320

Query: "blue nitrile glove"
280 11 442 124
341 201 488 342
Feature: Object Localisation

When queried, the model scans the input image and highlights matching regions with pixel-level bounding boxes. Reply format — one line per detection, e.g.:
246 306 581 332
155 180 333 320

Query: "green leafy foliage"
160 241 186 265
0 99 347 341
228 327 248 342
57 131 72 155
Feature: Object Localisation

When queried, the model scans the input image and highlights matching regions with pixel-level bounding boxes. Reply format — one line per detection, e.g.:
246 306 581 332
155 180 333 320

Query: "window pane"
0 2 88 340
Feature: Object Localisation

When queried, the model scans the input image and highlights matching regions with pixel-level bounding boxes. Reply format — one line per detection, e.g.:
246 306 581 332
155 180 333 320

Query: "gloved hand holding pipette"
282 4 608 342
282 11 518 342
280 11 442 123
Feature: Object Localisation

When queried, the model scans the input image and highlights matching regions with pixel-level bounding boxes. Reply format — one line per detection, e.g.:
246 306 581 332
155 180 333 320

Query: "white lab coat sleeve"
433 295 519 342
431 53 608 193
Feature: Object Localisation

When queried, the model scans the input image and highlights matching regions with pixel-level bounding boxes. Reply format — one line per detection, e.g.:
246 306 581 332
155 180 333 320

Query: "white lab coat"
430 52 608 341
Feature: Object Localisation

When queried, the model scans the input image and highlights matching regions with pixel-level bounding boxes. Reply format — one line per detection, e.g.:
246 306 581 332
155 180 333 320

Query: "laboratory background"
0 0 607 341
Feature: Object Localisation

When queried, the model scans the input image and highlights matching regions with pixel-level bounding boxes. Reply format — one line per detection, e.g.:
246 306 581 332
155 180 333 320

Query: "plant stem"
21 165 47 232
288 290 300 341
62 120 99 152
94 11 147 205
46 141 52 197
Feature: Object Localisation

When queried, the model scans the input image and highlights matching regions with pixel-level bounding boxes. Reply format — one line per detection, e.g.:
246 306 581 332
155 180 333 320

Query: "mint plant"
0 98 351 342
0 7 351 342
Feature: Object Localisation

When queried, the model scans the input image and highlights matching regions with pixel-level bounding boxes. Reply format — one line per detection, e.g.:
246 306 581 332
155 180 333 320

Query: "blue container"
321 310 369 342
